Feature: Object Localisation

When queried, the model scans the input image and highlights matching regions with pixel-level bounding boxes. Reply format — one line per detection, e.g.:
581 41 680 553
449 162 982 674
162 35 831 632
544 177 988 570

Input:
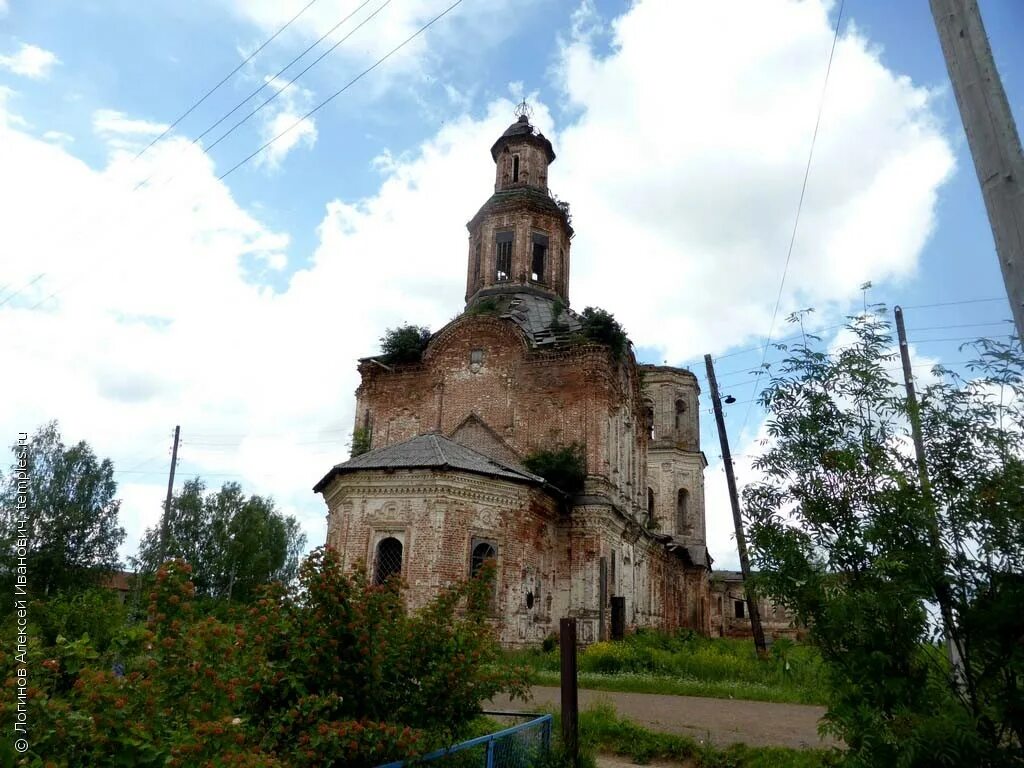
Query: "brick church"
314 107 712 646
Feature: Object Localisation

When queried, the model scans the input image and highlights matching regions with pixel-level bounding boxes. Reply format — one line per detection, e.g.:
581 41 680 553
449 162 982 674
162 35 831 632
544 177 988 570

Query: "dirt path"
487 686 835 750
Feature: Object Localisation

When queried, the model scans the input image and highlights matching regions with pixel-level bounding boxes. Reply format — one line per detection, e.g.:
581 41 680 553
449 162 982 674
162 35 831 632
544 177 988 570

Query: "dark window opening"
495 232 513 282
734 600 745 619
472 241 481 284
644 403 655 439
470 540 497 578
677 488 690 533
675 398 687 430
610 551 617 597
531 233 548 282
647 488 655 527
512 154 520 182
373 537 403 585
526 591 534 609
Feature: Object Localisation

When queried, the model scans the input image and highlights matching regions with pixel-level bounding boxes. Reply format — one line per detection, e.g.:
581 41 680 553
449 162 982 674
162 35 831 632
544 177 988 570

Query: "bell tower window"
531 233 548 282
495 232 513 281
675 398 687 430
512 154 520 182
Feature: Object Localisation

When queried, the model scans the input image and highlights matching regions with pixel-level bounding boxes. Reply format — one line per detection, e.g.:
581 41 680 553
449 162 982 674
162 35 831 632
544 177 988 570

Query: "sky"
1 0 1021 571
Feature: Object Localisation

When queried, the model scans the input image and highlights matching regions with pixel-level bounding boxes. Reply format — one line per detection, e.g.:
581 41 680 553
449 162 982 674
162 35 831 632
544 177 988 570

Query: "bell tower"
465 102 574 305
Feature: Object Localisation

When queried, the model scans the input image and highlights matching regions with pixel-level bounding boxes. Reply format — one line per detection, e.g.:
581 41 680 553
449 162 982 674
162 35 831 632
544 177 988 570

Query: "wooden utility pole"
559 617 579 768
704 355 767 654
159 425 180 562
893 307 962 675
931 0 1024 339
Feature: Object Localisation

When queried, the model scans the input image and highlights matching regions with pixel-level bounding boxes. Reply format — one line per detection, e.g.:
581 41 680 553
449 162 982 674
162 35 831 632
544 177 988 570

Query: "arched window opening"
647 488 655 527
373 537 403 585
512 154 520 182
531 233 548 282
674 398 687 431
470 540 497 578
644 403 655 440
495 232 513 282
676 488 690 534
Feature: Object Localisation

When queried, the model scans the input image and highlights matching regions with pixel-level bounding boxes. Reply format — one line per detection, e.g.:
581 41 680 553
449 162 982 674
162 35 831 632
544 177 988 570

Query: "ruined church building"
314 108 713 645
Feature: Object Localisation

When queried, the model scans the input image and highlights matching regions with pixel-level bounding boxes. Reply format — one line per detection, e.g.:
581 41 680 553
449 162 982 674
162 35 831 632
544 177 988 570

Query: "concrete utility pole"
931 0 1024 339
704 355 767 654
159 425 180 563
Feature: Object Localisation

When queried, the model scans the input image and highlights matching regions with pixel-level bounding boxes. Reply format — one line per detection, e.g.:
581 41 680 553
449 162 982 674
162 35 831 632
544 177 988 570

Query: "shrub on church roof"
379 324 432 364
523 442 587 496
577 306 630 361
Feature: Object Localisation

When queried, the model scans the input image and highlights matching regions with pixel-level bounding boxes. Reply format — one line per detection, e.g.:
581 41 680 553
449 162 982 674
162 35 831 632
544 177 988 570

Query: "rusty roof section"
313 433 545 493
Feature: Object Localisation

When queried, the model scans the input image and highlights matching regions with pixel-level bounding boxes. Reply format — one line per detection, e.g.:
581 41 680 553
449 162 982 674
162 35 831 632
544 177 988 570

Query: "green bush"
576 306 630 361
4 550 529 767
379 324 432 364
350 426 371 457
523 443 587 496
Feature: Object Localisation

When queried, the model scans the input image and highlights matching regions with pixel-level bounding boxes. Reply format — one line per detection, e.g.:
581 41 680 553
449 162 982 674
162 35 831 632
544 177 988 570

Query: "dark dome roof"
490 115 556 163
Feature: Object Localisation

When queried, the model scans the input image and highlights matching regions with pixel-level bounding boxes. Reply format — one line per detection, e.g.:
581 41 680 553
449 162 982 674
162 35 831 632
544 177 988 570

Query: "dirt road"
487 686 835 750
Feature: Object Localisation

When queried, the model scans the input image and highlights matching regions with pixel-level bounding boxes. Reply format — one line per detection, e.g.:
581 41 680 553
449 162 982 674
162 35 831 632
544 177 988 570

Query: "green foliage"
0 421 125 597
523 442 587 496
744 310 1024 766
571 702 832 768
351 426 372 457
25 587 128 652
4 550 529 767
134 479 307 601
467 297 501 316
576 306 630 361
379 324 432 364
506 631 827 705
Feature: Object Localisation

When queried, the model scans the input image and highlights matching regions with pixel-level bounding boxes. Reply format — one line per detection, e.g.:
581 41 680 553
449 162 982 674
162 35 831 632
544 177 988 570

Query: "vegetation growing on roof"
575 306 630 360
350 426 371 457
523 442 587 496
379 324 432 364
466 297 501 316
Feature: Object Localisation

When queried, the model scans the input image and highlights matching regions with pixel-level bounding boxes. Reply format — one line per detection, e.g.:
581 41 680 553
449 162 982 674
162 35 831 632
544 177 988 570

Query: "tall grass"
505 631 828 705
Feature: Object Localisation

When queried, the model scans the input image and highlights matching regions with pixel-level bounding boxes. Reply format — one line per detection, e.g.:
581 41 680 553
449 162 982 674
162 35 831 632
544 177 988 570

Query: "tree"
0 422 125 597
744 310 1024 766
379 324 432 364
135 480 307 600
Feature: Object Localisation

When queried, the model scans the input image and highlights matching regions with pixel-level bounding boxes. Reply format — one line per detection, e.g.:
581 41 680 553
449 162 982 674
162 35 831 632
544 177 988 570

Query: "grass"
504 632 828 706
576 702 835 768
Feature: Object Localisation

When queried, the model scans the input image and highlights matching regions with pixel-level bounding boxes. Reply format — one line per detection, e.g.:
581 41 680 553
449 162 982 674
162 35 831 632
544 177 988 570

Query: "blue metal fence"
375 713 552 768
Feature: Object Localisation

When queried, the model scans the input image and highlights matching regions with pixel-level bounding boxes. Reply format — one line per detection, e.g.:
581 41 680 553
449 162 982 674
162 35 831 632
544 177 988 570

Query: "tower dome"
465 103 573 305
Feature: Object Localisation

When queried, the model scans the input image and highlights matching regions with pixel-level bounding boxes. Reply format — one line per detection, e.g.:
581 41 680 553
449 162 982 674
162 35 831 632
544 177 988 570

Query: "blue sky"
1 0 1021 569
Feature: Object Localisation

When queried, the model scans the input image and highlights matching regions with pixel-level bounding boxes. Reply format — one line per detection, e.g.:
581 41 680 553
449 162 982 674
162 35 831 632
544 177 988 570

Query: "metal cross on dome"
514 99 533 121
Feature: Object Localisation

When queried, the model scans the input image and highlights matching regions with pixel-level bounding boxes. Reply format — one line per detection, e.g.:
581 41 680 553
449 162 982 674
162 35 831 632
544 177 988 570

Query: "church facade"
314 110 712 646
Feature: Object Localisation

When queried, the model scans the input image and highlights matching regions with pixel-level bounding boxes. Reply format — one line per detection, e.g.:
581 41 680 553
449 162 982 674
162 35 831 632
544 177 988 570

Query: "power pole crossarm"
704 354 767 654
931 0 1024 339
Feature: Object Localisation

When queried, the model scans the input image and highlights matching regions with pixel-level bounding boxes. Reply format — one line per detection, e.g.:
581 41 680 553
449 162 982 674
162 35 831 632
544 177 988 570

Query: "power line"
902 296 1005 309
196 0 377 151
740 0 845 438
135 0 323 161
219 0 467 181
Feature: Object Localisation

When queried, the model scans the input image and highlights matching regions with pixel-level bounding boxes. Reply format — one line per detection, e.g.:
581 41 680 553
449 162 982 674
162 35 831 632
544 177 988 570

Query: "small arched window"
647 488 655 527
512 154 520 182
373 537 403 585
674 399 687 431
470 540 497 578
676 488 690 534
644 402 655 440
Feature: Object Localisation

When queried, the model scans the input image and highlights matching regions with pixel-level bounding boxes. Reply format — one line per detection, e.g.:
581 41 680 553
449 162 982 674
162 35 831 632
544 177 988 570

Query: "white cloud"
253 79 318 170
0 42 60 79
42 130 74 144
555 0 954 363
0 0 957 567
